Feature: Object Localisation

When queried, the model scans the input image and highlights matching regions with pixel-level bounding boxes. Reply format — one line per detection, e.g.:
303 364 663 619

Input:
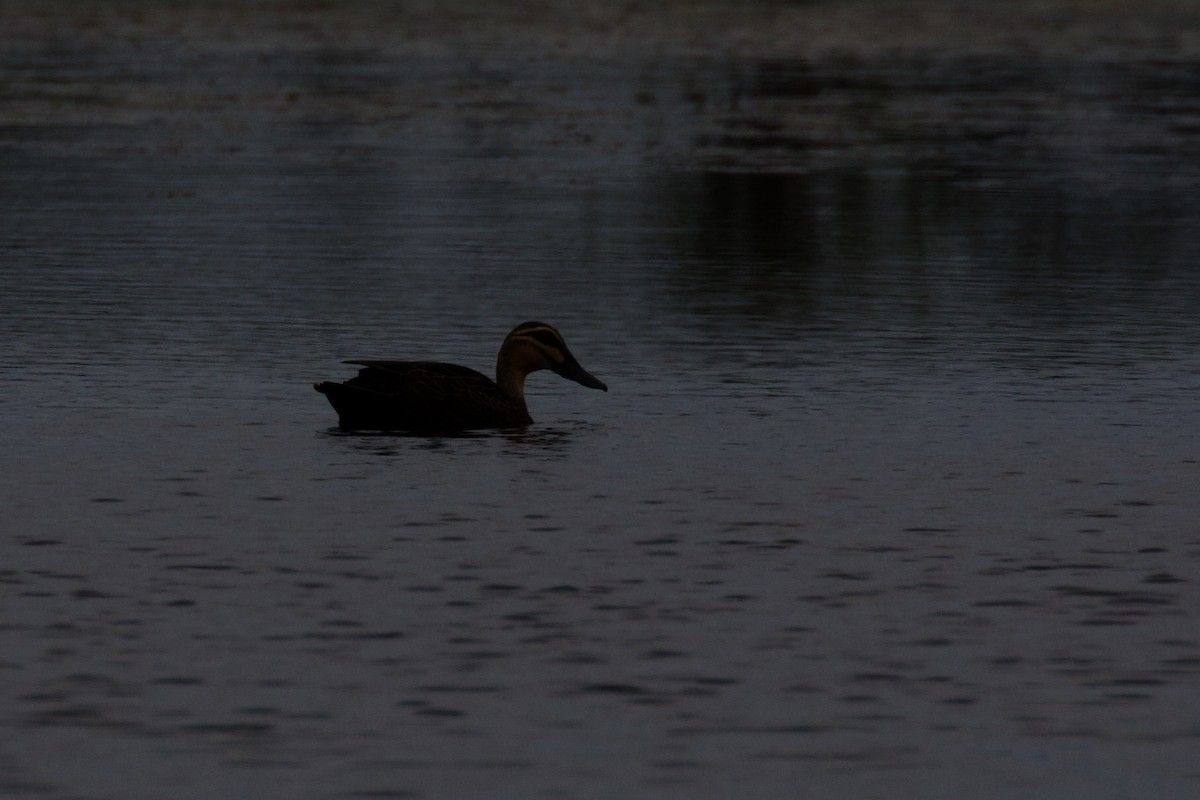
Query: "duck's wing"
344 360 491 394
320 360 528 431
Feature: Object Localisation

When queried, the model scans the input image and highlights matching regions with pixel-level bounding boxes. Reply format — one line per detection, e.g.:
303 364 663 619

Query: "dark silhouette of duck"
315 321 607 431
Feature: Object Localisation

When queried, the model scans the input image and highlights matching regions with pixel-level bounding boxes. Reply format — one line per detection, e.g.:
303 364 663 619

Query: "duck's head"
497 321 608 397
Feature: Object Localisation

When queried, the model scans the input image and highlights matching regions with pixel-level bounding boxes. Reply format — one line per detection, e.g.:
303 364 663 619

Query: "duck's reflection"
321 421 596 460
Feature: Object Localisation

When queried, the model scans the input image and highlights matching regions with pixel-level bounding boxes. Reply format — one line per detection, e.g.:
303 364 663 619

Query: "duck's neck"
495 353 528 404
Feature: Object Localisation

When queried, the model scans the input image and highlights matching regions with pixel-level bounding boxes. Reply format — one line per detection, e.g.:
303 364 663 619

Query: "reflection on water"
3 3 1200 799
3 156 1197 415
647 169 1200 386
324 424 585 461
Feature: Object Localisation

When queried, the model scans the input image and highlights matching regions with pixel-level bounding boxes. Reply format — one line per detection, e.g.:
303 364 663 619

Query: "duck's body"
317 360 534 431
315 322 606 432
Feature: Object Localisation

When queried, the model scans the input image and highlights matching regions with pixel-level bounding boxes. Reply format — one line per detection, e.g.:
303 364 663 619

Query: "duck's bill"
554 356 608 391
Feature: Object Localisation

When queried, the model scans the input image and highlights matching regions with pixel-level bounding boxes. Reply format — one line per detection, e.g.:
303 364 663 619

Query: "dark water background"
3 2 1200 798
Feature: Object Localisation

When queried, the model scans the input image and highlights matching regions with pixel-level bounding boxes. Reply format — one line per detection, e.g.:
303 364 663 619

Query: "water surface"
3 2 1200 798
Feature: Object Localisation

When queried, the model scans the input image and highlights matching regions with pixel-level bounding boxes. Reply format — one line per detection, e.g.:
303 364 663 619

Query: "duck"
314 321 607 431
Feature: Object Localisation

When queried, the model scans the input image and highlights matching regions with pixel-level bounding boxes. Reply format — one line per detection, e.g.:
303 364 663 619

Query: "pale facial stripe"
514 326 568 364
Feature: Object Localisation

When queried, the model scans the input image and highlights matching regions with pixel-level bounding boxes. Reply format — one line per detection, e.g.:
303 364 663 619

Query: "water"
3 2 1200 798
